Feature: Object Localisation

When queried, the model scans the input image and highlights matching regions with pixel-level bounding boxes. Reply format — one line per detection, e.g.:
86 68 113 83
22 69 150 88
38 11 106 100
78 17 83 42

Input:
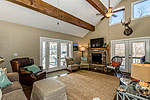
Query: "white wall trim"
111 36 150 42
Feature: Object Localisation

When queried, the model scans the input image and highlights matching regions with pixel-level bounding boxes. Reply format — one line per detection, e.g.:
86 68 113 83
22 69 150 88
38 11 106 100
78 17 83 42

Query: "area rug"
57 70 119 100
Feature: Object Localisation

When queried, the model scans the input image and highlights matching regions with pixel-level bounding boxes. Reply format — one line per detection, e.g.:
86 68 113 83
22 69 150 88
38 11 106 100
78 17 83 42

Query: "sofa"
10 57 46 85
2 72 27 100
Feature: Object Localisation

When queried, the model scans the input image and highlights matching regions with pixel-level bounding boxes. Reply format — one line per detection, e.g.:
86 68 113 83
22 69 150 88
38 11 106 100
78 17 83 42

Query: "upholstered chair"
10 57 46 85
65 57 79 72
107 56 122 76
80 57 89 69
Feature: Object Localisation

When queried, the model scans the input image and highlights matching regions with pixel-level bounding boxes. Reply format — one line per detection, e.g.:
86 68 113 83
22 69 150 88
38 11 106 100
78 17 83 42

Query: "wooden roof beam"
86 0 107 16
7 0 95 31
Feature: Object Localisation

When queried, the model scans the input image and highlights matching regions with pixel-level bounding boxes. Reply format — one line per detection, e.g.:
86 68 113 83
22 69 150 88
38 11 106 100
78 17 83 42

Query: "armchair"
65 57 79 72
80 57 89 69
107 56 122 76
10 57 46 85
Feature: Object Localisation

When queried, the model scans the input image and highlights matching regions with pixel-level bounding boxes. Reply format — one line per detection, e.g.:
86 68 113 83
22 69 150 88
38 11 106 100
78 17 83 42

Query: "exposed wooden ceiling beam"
86 0 107 16
7 0 95 31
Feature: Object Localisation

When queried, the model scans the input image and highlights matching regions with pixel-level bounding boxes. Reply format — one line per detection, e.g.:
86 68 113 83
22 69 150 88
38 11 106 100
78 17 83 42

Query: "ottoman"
31 78 67 100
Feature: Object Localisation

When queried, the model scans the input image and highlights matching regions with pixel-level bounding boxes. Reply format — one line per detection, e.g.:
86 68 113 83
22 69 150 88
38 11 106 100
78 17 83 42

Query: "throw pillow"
81 57 87 61
0 69 12 89
112 61 121 67
26 64 41 74
2 68 7 74
0 89 2 100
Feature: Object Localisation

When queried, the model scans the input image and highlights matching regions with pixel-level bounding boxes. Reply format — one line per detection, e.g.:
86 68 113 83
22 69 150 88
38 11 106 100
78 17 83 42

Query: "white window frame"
109 6 125 26
131 0 150 21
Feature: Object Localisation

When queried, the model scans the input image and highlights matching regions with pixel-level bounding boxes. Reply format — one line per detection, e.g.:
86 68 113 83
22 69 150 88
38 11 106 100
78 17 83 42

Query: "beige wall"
0 20 82 72
82 0 150 46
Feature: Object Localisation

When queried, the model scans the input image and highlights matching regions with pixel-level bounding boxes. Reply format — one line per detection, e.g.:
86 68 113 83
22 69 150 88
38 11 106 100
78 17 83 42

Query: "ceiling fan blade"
101 16 105 21
96 13 101 16
112 14 117 17
113 8 125 13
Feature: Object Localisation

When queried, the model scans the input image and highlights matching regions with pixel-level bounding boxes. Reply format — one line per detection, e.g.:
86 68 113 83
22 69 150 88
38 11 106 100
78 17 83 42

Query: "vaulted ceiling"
0 0 122 37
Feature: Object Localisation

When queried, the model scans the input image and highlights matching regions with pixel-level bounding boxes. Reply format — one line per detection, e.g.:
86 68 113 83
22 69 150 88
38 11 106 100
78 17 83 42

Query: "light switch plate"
14 53 18 57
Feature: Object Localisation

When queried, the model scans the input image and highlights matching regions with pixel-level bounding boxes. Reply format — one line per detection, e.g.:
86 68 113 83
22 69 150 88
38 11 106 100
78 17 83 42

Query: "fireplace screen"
92 53 102 64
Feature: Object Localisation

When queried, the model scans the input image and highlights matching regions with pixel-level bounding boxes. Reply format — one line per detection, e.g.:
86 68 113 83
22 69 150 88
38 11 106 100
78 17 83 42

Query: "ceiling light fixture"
105 0 113 18
57 0 60 32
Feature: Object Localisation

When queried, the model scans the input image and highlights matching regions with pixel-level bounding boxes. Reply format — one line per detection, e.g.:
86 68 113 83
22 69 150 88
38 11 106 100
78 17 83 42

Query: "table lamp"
0 57 4 64
131 64 150 96
79 46 85 57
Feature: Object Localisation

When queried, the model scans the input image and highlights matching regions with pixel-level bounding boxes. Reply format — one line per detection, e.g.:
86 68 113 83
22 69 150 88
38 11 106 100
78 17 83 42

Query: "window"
132 0 150 19
110 7 125 25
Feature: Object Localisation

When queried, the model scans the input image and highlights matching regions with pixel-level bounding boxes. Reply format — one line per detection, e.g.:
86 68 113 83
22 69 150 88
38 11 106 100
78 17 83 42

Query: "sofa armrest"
7 72 19 82
20 71 33 76
38 66 43 70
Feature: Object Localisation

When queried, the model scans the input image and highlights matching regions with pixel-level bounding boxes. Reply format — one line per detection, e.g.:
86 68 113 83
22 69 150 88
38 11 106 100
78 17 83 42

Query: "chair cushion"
25 64 41 74
2 81 22 94
2 89 27 100
112 61 121 67
0 69 12 89
107 66 116 69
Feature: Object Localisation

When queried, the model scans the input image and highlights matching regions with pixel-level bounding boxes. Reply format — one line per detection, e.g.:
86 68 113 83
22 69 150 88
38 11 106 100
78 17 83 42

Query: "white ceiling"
0 0 122 37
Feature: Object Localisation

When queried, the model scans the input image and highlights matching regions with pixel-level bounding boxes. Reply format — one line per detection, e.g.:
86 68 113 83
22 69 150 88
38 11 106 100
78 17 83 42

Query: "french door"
111 37 150 73
40 37 73 72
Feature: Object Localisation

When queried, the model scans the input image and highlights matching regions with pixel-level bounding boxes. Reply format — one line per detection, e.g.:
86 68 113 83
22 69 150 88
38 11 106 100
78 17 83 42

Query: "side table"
117 84 150 100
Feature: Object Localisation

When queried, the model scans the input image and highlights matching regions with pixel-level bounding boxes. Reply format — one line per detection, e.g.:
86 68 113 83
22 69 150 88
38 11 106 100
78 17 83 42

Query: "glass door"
49 42 58 69
40 37 73 72
111 41 129 72
128 39 149 73
111 38 150 73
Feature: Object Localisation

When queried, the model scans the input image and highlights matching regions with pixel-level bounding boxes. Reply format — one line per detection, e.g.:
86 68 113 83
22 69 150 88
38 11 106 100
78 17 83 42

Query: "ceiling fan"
96 0 124 20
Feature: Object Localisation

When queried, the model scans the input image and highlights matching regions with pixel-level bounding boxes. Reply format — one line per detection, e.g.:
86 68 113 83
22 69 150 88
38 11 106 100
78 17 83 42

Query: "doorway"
111 37 150 73
40 37 73 72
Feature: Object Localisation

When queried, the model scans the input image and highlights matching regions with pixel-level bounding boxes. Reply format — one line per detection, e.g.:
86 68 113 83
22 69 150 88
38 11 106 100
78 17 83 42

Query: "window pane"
69 43 72 57
132 42 145 64
132 42 145 57
42 41 46 69
115 44 125 56
110 10 124 25
49 42 57 68
61 43 67 66
133 0 150 19
114 43 125 70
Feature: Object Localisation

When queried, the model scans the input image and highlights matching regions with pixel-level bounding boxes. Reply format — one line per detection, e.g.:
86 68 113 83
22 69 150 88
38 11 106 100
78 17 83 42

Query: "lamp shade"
131 64 150 82
80 46 86 52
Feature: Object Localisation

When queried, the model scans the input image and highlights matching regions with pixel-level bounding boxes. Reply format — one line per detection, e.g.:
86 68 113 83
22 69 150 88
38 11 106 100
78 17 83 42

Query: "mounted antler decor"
121 17 133 36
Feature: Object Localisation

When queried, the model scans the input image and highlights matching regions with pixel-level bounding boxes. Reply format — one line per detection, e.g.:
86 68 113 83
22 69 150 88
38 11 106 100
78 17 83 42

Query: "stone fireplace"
88 48 107 65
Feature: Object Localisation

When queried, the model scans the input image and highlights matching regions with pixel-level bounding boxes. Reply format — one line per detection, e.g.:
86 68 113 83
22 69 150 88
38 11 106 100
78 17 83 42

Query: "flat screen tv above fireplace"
90 38 104 48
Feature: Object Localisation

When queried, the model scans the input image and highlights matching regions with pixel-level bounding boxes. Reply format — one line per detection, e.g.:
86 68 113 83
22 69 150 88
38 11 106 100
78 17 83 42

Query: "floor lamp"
80 46 85 57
